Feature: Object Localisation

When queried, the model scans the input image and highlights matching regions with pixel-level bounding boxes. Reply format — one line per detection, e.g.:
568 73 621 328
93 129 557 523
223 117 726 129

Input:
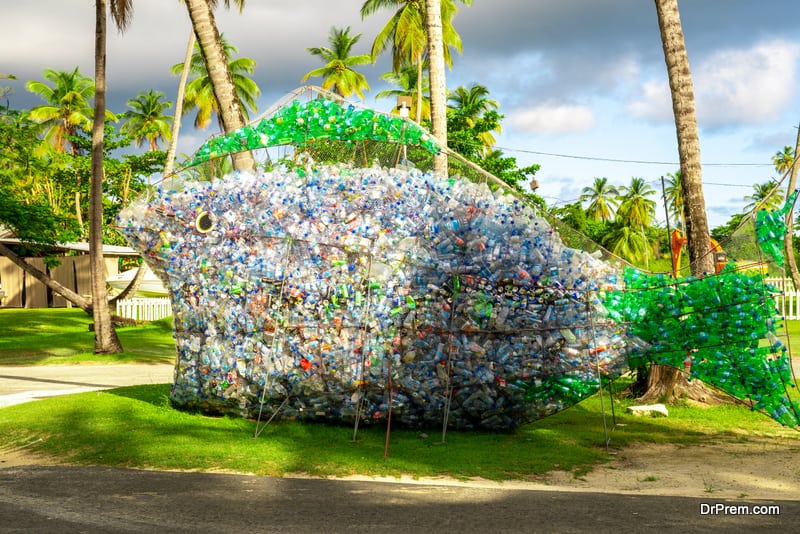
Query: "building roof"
0 238 139 256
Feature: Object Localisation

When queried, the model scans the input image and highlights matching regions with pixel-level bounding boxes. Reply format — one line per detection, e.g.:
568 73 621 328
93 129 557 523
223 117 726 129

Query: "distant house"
0 237 138 308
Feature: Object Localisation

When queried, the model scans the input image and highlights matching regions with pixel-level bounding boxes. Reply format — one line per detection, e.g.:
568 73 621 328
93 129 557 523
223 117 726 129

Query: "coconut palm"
376 61 430 121
604 225 648 263
165 0 247 175
425 0 449 174
182 0 253 170
773 138 800 288
121 90 173 151
171 34 260 130
447 84 500 152
91 0 131 354
617 177 656 228
301 26 372 99
654 0 713 276
743 182 784 213
663 171 684 229
361 0 472 124
617 177 657 268
773 146 795 176
580 177 619 222
25 68 97 154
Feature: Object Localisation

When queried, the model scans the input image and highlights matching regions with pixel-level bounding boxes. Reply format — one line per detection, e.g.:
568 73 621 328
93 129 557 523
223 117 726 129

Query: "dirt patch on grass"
539 437 800 499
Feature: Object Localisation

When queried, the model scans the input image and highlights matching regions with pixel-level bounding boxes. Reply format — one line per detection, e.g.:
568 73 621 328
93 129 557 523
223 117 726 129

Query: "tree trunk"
163 30 196 178
184 0 254 171
91 0 123 353
654 0 714 277
108 264 148 305
424 0 448 175
636 363 733 405
648 0 720 402
783 123 800 289
0 243 92 311
415 53 423 124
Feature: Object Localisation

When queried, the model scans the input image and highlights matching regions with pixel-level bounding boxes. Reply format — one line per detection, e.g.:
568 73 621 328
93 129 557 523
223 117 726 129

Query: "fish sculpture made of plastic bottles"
119 88 799 431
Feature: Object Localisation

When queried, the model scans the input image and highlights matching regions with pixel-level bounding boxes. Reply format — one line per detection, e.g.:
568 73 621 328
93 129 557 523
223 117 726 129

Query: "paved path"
0 364 174 408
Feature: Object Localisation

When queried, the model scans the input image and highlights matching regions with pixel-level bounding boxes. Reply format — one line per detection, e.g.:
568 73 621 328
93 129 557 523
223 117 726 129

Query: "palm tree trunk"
646 0 726 403
424 0 448 175
415 53 423 124
91 0 123 353
163 29 196 177
655 0 714 277
784 123 800 289
183 0 254 172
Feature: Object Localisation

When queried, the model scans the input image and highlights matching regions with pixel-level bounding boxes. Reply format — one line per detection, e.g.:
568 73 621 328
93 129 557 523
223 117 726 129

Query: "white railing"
766 277 800 320
116 297 172 322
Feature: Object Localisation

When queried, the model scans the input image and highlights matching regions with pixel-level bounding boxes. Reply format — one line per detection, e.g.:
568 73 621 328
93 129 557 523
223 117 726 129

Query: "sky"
2 0 800 229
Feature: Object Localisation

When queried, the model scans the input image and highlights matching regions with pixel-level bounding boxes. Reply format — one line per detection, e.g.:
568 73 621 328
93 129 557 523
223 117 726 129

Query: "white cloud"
506 104 594 134
627 80 672 123
696 40 800 128
628 39 800 129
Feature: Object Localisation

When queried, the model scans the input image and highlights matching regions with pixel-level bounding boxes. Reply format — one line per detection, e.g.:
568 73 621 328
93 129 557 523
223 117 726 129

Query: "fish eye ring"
196 211 215 233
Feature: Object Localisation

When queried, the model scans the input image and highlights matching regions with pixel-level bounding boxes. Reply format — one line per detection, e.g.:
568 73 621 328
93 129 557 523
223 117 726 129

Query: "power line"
496 146 773 167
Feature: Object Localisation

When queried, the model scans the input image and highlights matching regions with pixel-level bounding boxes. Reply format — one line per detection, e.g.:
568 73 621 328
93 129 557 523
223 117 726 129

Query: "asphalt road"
0 465 796 533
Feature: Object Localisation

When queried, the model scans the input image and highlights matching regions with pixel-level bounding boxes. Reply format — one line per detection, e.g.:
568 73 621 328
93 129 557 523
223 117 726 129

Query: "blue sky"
2 0 799 228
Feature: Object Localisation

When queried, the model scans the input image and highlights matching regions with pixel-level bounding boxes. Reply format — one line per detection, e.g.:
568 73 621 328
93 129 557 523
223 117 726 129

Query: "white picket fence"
766 277 800 320
115 297 172 322
111 280 798 322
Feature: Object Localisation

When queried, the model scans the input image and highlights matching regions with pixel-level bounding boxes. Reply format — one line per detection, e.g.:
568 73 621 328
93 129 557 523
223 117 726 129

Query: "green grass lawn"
1 380 796 481
0 308 798 481
0 308 175 365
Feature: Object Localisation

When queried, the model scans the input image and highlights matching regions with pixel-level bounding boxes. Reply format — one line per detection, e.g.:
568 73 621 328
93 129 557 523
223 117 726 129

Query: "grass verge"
1 380 797 481
0 308 798 481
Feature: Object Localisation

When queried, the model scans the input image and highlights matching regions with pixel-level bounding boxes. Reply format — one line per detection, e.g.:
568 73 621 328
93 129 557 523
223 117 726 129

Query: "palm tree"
182 0 253 170
743 182 784 213
604 225 648 263
663 171 684 229
301 26 372 99
773 145 795 176
617 177 656 228
172 34 260 130
580 177 619 222
25 68 96 154
165 0 247 176
376 61 430 121
447 84 500 152
91 0 130 354
617 177 656 269
773 134 800 289
121 90 173 151
25 68 114 233
425 0 448 174
361 0 472 124
654 0 713 276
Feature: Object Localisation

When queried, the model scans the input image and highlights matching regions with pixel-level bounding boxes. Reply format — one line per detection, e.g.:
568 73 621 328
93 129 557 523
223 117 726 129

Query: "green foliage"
301 26 372 100
172 35 260 129
0 104 80 245
1 96 163 249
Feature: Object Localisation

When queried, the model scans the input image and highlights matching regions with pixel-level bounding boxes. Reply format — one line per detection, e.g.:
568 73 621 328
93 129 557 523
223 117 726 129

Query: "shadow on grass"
5 379 794 484
0 309 176 365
